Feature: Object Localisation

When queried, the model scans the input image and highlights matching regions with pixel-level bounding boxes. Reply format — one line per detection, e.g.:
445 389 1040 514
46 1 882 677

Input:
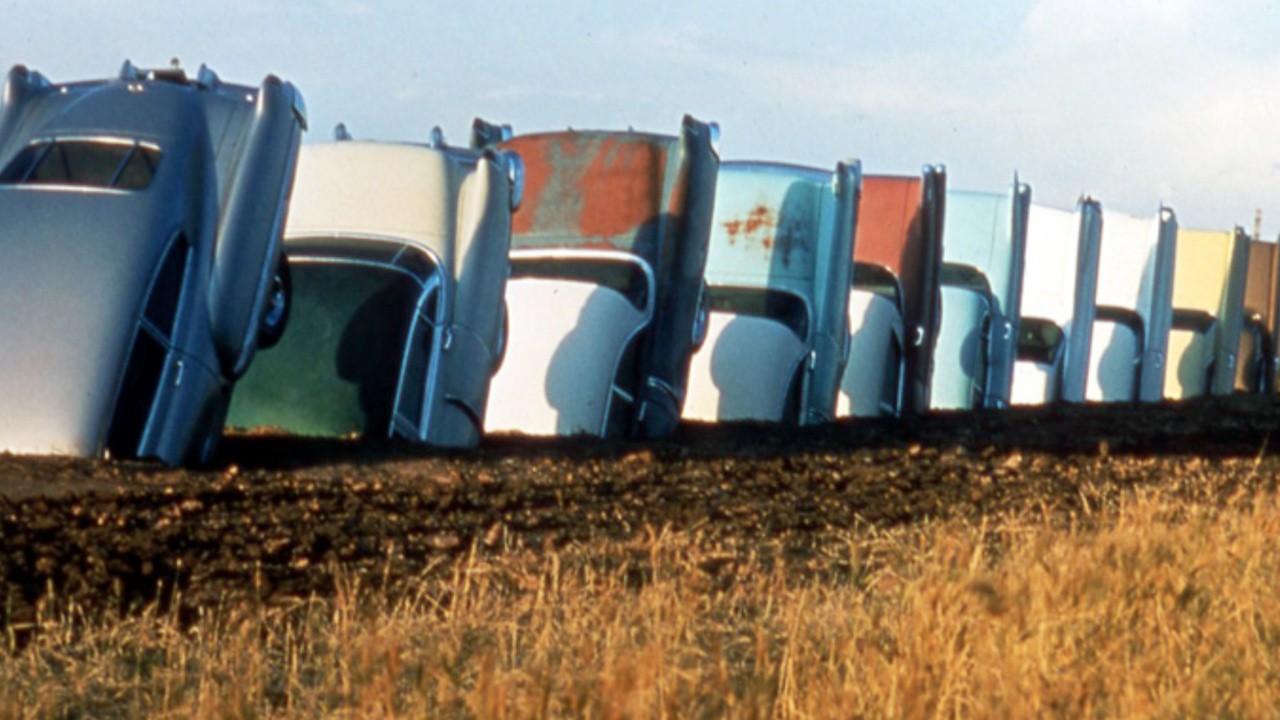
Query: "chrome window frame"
845 285 907 417
852 262 906 317
0 135 162 193
1092 304 1147 401
705 284 814 345
507 247 657 435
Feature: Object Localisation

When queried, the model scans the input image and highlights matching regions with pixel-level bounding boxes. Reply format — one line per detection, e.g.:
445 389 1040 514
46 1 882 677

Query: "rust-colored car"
837 167 946 417
475 117 719 438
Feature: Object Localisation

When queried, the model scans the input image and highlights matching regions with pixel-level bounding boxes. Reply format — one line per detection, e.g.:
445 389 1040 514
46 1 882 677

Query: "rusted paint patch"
501 133 672 248
723 205 775 250
501 135 555 238
744 205 771 236
576 136 668 238
720 202 813 268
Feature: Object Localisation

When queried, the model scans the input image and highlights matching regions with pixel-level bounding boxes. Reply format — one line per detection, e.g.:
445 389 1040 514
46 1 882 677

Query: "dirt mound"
2 397 1279 625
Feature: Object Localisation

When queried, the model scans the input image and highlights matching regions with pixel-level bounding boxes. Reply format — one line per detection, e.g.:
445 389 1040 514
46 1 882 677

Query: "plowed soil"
3 397 1280 627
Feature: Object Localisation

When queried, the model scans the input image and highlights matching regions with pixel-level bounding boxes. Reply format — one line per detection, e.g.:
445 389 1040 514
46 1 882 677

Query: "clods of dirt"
2 396 1279 625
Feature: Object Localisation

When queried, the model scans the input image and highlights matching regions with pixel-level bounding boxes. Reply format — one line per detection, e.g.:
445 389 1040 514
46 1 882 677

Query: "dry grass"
4 482 1280 719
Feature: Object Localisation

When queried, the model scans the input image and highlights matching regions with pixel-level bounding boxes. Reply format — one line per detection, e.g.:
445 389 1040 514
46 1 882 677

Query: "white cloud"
601 0 1280 232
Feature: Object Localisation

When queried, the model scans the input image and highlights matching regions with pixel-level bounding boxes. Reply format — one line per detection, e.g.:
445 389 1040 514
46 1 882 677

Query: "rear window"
852 262 902 310
709 286 810 341
510 256 652 312
0 140 160 190
227 262 425 437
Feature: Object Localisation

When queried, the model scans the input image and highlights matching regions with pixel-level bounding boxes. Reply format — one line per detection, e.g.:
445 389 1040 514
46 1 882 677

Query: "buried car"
0 61 305 465
1163 226 1249 399
474 116 719 438
837 167 946 417
931 179 1031 410
226 129 520 447
1237 237 1280 393
1009 199 1103 405
682 159 859 424
1085 206 1177 403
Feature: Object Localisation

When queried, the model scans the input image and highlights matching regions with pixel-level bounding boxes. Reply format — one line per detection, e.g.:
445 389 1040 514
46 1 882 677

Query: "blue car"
931 179 1031 410
683 159 859 425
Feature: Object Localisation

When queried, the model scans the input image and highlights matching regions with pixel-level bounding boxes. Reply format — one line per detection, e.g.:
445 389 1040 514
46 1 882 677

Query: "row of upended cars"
0 63 1274 466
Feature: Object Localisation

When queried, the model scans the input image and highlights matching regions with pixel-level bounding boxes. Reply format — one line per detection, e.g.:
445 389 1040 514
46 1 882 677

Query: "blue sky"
7 0 1280 234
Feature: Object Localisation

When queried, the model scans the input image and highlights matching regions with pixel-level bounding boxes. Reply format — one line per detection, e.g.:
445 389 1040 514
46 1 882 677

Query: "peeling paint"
719 202 811 268
501 133 673 252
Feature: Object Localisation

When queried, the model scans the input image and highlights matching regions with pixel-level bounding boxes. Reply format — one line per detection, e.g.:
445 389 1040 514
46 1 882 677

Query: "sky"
5 0 1280 235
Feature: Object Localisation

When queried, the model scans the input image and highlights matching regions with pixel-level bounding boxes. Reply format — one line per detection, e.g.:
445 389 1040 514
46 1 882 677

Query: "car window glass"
709 286 810 341
144 239 189 338
509 257 651 312
0 144 44 183
114 147 159 190
852 263 903 309
31 143 128 186
0 141 159 189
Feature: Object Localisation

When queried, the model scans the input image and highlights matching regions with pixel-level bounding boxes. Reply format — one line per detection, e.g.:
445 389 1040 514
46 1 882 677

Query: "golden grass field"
3 473 1278 718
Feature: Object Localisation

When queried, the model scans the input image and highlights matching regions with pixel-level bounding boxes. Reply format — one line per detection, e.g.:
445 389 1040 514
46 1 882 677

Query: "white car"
1010 199 1103 405
930 179 1031 410
1085 207 1177 402
1163 227 1249 399
683 159 859 424
477 116 720 438
227 130 520 447
837 167 946 417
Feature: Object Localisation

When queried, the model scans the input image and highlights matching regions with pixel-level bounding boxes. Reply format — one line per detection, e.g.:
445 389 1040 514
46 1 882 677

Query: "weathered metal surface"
1164 227 1249 399
1086 207 1178 403
499 132 673 254
228 139 515 447
684 159 858 425
0 62 304 465
477 116 719 438
710 165 822 283
1011 199 1102 405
